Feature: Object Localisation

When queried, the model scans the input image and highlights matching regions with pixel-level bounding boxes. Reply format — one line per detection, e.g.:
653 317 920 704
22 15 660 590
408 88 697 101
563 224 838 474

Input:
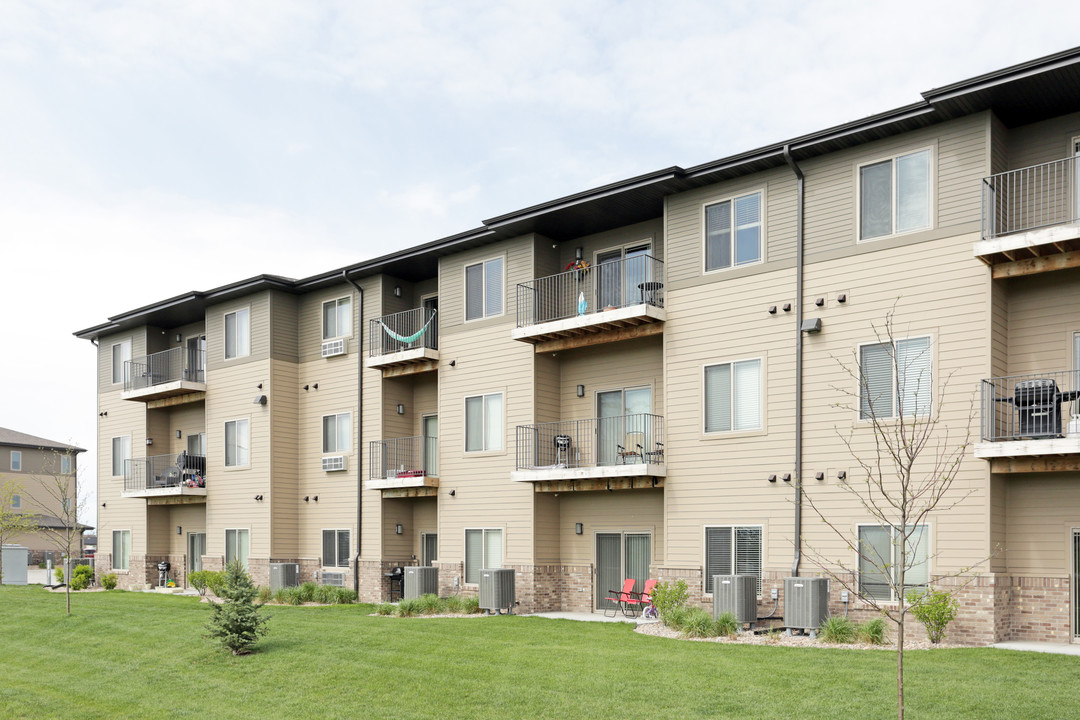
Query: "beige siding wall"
1005 111 1080 169
552 218 664 276
1002 475 1080 576
206 291 271 371
95 378 150 561
558 490 664 564
558 335 663 420
1003 268 1080 375
97 328 148 393
0 446 77 519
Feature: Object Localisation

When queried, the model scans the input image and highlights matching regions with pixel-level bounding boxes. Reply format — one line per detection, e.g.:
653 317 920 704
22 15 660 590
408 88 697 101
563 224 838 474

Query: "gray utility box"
783 576 830 633
269 563 300 591
478 568 515 614
1 545 28 585
404 566 439 599
712 575 758 625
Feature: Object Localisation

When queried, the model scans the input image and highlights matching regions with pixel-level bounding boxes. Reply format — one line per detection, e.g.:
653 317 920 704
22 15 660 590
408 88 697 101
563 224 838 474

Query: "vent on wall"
322 455 347 472
321 571 345 587
321 338 347 357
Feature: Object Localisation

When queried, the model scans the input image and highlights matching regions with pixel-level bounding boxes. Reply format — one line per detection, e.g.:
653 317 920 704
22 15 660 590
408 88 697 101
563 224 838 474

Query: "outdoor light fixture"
575 247 583 260
395 524 404 535
145 438 153 446
394 286 402 297
175 333 182 343
176 526 182 535
576 385 585 398
176 430 182 439
575 523 583 535
397 404 405 415
253 395 267 405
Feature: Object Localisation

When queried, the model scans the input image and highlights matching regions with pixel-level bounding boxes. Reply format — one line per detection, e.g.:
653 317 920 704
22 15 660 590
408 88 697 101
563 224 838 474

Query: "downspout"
783 144 805 578
343 270 364 595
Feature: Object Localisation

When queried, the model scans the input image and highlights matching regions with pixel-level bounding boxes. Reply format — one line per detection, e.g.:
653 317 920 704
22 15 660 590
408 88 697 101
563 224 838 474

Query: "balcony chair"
629 579 658 618
616 431 644 464
604 578 639 618
643 441 664 465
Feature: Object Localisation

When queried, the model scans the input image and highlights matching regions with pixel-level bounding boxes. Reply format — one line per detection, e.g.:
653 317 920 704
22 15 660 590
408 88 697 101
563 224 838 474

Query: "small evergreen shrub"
69 565 94 591
205 560 269 655
819 615 857 644
713 611 739 638
650 580 689 624
907 588 959 644
857 617 889 645
101 573 118 590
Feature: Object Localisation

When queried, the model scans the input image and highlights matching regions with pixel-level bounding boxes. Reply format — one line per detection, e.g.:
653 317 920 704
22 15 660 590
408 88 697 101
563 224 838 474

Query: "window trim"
321 528 351 569
855 522 932 604
463 527 505 585
223 418 251 469
10 450 21 472
463 392 505 454
856 145 935 243
321 295 353 341
111 338 132 385
701 357 765 436
223 306 252 361
855 334 934 423
110 435 131 478
224 527 251 569
702 524 764 597
111 529 132 571
321 412 352 454
701 188 767 275
463 255 506 323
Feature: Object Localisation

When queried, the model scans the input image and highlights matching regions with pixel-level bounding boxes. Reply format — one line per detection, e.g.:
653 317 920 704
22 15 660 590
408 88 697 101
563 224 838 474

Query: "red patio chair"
604 578 638 618
630 579 658 619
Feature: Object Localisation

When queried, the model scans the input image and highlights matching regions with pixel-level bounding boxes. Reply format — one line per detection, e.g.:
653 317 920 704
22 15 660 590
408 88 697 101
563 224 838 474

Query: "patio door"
596 244 650 310
188 532 206 574
185 336 206 382
596 532 651 611
597 387 651 466
422 295 438 349
422 415 438 477
422 533 437 567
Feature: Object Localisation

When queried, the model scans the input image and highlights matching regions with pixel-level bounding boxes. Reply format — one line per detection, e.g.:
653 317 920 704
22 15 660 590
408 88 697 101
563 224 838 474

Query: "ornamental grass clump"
819 615 857 644
858 617 889 645
205 560 269 656
713 611 739 638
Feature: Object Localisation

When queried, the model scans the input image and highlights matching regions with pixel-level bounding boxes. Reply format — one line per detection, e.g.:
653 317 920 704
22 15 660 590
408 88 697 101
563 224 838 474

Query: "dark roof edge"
3 441 87 453
922 44 1080 101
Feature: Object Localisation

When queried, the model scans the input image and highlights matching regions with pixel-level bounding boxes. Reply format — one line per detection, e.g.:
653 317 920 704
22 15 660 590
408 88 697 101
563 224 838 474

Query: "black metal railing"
124 452 207 492
369 307 438 357
368 436 438 480
516 255 664 328
515 413 665 470
982 156 1079 240
124 347 206 392
980 370 1080 442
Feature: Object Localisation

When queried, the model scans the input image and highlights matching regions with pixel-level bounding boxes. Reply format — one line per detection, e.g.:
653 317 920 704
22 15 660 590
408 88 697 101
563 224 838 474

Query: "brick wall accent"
1003 576 1072 643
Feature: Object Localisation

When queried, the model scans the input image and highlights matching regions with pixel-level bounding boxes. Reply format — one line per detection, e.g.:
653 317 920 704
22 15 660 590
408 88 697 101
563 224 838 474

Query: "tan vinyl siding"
1004 268 1080 375
1005 111 1080 169
96 387 150 556
555 219 665 272
271 291 299 363
270 358 300 558
558 335 663 419
557 490 664 565
990 113 1010 175
205 291 271 371
534 354 561 425
439 235 531 331
1002 475 1080 576
97 329 146 393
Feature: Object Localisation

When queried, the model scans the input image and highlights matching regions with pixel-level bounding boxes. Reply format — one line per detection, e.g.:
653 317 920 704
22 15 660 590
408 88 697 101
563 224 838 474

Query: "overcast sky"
1 1 1078 527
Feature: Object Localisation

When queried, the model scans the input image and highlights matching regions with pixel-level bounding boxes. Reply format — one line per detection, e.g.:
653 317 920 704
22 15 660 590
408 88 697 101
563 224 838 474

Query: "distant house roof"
27 514 94 532
0 427 86 453
83 534 97 545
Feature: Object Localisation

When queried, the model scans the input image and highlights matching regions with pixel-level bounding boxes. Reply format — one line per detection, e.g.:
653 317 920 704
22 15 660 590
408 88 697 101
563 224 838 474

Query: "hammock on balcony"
377 309 437 344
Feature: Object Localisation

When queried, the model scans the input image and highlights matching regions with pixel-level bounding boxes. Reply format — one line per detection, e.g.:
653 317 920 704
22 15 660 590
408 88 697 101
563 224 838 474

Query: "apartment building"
76 47 1080 644
0 427 87 563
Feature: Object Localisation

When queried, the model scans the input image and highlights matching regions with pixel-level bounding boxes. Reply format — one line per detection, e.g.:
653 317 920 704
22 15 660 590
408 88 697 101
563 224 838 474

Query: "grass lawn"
2 586 1077 719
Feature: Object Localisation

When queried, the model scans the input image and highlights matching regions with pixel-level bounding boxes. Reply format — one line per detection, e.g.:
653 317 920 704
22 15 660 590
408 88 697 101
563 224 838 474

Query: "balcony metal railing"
368 436 438 480
981 155 1079 240
515 413 665 470
124 346 206 392
124 453 207 492
516 255 665 328
369 307 438 357
980 370 1080 442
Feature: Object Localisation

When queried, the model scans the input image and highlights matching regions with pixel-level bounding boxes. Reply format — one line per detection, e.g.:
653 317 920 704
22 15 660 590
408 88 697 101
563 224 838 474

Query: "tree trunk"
66 581 71 615
897 619 904 720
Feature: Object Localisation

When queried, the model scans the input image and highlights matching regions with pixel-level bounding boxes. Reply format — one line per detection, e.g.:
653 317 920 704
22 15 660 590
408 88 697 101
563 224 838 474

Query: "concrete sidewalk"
993 641 1080 656
526 610 658 625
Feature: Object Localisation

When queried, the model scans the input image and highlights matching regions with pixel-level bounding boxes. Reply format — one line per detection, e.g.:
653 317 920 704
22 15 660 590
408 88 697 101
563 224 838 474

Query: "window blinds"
859 343 893 419
465 264 484 321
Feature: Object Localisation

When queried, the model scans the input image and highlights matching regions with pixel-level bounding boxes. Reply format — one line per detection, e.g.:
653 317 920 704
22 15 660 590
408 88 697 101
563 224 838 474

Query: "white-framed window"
859 148 932 240
322 529 350 568
111 339 131 384
464 257 504 321
225 528 250 569
464 528 503 584
224 308 251 360
858 524 929 602
11 494 21 510
322 413 351 454
224 419 250 467
704 525 763 594
111 436 131 477
322 296 352 340
465 393 503 452
112 530 131 570
704 359 762 433
859 336 932 420
61 455 72 475
705 191 763 271
10 451 21 472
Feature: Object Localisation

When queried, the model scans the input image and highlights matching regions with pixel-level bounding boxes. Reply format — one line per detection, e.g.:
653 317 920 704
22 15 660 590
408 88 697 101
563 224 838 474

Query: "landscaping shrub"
100 573 118 590
650 580 689 624
69 565 94 591
463 596 481 614
819 615 857 644
713 611 739 638
375 603 396 616
907 588 959 644
678 608 717 638
857 617 889 645
396 598 422 617
442 595 466 614
663 606 691 632
205 560 269 656
257 586 273 603
274 587 304 605
188 570 224 597
418 593 442 614
54 567 64 584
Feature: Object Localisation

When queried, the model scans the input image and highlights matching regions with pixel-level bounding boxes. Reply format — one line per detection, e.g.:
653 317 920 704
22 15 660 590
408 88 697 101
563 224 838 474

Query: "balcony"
975 371 1080 471
123 347 206 403
512 413 665 492
366 307 438 375
367 436 438 495
122 453 207 503
975 156 1080 277
513 255 665 351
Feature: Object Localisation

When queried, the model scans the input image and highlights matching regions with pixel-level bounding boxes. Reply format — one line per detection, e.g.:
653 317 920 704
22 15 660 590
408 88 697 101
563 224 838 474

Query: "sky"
1 0 1078 528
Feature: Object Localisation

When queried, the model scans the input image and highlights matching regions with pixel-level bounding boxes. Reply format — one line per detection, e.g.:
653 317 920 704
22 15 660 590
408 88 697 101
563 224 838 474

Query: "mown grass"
1 585 1077 719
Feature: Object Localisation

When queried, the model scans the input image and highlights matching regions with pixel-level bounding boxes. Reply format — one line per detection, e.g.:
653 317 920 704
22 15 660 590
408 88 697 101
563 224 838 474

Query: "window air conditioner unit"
783 576 830 636
478 568 515 614
712 574 758 626
322 455 347 472
404 566 439 599
321 571 345 587
321 338 347 357
269 563 300 591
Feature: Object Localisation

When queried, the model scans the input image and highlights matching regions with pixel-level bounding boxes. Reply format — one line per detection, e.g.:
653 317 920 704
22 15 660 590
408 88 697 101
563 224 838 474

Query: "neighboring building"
83 534 97 558
0 427 89 563
75 47 1080 644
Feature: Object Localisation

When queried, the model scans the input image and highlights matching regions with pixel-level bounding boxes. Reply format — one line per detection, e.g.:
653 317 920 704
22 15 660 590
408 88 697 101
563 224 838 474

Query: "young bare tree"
803 306 985 720
0 477 38 584
27 448 89 616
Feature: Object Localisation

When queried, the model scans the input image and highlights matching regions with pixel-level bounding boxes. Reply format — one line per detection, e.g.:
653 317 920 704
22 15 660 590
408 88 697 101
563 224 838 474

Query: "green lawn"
2 586 1077 719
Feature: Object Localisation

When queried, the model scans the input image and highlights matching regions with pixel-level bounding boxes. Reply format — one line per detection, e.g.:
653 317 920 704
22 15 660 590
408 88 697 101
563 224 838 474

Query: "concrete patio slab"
993 641 1080 656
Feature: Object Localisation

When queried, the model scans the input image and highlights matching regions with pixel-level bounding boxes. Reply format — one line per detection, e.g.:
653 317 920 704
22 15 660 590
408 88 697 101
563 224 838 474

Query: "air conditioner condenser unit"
712 574 758 627
478 568 515 614
404 566 439 599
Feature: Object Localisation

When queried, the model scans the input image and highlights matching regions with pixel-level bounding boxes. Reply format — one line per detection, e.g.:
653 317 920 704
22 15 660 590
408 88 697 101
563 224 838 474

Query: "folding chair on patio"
604 578 638 618
630 579 658 619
